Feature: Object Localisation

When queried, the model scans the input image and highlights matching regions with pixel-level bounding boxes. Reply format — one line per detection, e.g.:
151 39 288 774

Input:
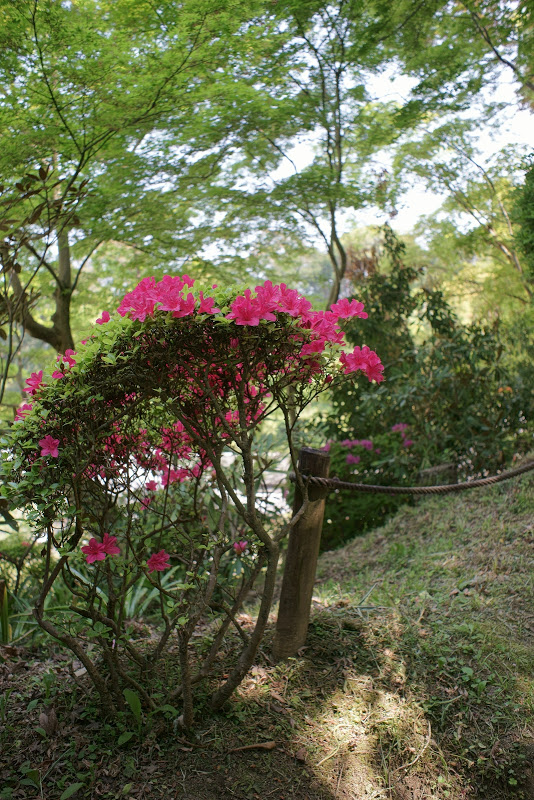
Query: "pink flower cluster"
117 275 218 322
81 533 121 564
340 438 373 450
112 275 382 384
339 346 384 383
227 281 312 325
391 423 413 448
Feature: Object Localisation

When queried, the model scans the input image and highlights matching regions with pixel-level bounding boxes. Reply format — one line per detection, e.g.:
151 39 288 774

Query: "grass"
0 470 533 799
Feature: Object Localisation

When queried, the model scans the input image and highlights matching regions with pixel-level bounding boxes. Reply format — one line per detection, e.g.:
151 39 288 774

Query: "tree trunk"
51 229 75 352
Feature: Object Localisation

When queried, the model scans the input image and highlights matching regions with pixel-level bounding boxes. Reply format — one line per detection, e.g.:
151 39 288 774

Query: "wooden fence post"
272 447 330 661
0 579 10 644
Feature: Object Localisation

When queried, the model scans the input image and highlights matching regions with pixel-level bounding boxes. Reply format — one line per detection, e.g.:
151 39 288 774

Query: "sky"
272 70 532 238
389 79 533 233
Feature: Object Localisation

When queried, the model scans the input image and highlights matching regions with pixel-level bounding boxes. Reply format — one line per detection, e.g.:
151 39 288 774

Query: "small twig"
390 720 432 780
334 764 344 797
228 741 277 753
316 746 340 766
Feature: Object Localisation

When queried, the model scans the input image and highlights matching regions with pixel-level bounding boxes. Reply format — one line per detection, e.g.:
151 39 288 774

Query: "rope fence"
273 449 534 661
292 458 534 496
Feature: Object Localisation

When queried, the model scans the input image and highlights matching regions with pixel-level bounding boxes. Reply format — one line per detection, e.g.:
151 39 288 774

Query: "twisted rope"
293 459 534 496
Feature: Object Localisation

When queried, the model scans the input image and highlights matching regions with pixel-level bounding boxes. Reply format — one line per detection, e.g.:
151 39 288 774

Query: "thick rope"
292 459 534 496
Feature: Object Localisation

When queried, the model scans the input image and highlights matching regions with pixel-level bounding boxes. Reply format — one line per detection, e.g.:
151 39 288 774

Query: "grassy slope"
313 469 534 799
0 471 532 800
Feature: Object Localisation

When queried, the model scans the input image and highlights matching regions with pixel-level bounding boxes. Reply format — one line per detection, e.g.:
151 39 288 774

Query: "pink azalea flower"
117 276 157 321
198 292 220 314
161 467 189 487
24 370 44 395
147 550 171 573
391 423 409 433
339 346 384 383
255 280 281 308
39 435 60 458
339 347 369 373
63 349 77 368
52 370 65 380
232 540 248 555
145 480 158 492
14 403 33 421
346 453 361 465
301 338 326 357
277 284 312 317
226 290 262 326
102 532 120 556
172 292 196 318
96 311 111 325
402 439 414 448
363 351 385 383
81 538 107 564
329 298 368 319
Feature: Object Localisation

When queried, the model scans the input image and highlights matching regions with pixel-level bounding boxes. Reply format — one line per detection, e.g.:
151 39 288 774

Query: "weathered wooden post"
272 447 330 661
0 579 10 644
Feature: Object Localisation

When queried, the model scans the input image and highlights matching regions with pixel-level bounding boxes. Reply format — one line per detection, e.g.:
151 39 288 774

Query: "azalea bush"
2 275 382 723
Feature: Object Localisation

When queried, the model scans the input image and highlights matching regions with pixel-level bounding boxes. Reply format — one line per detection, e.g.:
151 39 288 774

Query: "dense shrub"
314 227 533 549
2 275 382 722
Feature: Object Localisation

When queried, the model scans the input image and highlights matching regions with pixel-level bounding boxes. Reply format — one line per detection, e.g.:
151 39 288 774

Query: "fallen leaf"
295 748 307 761
0 645 18 657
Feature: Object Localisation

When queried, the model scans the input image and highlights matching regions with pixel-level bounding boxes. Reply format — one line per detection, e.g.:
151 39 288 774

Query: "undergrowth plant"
2 276 382 724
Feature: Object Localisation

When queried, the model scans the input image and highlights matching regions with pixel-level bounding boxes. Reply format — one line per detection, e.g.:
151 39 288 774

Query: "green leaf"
59 782 85 800
117 730 135 746
123 689 142 723
155 704 178 715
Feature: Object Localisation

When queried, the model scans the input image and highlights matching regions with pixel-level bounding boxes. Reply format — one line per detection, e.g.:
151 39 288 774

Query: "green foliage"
314 227 533 547
512 160 534 288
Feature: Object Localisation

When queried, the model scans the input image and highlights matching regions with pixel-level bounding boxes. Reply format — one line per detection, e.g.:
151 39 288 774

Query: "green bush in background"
312 227 534 550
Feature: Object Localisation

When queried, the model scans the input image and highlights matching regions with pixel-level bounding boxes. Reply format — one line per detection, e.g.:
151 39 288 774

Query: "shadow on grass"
1 478 533 799
305 475 534 800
